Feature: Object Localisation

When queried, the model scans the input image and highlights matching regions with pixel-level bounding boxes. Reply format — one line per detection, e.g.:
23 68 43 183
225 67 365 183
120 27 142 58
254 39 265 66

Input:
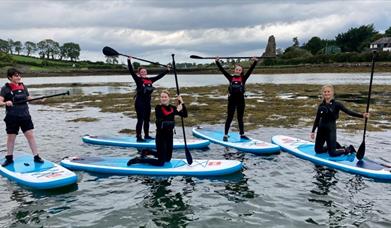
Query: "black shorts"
4 115 34 135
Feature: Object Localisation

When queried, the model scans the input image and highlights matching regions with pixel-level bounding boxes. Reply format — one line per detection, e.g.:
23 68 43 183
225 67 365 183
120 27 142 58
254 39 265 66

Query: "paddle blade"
185 148 193 165
356 141 365 160
189 55 204 59
102 46 119 56
262 35 277 58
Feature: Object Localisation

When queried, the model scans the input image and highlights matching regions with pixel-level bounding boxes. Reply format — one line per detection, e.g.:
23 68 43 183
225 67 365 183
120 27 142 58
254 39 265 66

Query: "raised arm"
215 60 232 81
150 67 170 83
243 58 258 82
127 58 140 82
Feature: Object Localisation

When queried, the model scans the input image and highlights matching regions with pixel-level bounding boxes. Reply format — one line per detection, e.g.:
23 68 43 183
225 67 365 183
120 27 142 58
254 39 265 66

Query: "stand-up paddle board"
192 127 280 154
61 156 242 176
0 152 78 189
82 135 210 149
272 135 391 180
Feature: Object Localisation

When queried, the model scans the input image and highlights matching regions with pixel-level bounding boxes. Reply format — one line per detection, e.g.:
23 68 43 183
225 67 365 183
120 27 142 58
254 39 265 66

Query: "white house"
370 37 391 51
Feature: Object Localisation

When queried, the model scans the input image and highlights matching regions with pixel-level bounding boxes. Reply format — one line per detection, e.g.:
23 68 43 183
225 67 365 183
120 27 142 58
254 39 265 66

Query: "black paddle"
14 91 70 104
171 54 193 165
102 46 169 68
189 55 275 60
356 51 377 160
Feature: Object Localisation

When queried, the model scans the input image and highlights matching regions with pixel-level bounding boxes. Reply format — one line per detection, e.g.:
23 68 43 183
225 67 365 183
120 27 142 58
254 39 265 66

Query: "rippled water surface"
0 82 390 227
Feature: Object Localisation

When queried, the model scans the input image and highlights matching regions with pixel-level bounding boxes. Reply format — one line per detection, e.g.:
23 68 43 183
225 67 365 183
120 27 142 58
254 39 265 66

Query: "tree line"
0 38 80 61
272 24 391 65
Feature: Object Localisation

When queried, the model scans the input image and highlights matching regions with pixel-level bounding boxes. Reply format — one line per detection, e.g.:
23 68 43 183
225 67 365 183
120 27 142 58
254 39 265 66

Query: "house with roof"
370 37 391 51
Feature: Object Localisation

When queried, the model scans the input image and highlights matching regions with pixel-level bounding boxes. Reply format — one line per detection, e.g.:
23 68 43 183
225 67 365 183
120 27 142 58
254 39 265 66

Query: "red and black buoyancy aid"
142 78 155 95
6 83 28 103
229 75 244 94
160 105 175 130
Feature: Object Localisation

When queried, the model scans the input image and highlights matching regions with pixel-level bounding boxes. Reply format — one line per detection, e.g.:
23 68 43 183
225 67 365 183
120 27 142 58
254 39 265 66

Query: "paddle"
102 46 169 68
356 51 377 160
190 35 277 60
171 54 193 165
189 55 275 60
14 91 70 104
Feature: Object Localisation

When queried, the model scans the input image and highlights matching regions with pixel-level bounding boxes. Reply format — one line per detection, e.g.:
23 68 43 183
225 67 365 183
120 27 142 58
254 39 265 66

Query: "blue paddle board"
61 156 242 176
82 135 210 149
192 127 280 154
272 135 391 180
0 152 78 189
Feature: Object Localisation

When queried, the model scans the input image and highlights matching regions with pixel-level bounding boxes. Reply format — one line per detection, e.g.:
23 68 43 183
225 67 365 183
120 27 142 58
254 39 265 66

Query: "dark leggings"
135 129 173 166
135 99 151 137
225 95 245 135
314 126 345 157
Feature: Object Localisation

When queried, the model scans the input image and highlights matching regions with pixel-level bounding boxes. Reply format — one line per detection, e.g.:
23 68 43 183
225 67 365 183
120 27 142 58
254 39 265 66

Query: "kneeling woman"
310 84 369 157
127 90 187 166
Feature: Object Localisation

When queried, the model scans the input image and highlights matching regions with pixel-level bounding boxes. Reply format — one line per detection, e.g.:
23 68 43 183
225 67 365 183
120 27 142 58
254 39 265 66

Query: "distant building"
370 37 391 51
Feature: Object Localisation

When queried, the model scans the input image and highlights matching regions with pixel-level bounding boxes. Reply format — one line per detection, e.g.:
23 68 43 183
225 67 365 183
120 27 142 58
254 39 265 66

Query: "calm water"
0 73 391 227
0 101 390 227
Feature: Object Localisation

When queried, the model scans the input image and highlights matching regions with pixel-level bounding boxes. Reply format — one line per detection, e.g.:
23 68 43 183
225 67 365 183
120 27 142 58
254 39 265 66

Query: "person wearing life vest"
215 57 258 141
310 84 370 157
127 90 187 166
128 57 171 142
0 68 44 167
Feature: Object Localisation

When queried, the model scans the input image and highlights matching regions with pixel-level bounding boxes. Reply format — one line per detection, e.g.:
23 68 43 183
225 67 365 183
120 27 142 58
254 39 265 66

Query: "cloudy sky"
1 0 391 64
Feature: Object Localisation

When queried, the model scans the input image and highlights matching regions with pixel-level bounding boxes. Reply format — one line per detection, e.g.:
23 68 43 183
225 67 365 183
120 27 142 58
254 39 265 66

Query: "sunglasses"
13 73 22 77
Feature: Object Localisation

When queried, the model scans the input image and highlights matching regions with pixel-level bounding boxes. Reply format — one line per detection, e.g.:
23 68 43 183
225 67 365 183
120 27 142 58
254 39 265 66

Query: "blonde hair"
161 90 170 97
321 84 334 99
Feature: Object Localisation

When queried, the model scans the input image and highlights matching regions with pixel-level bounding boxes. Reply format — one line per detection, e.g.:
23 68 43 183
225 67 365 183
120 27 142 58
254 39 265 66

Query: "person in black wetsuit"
127 90 187 166
310 84 370 157
128 57 170 142
215 57 258 141
0 68 44 167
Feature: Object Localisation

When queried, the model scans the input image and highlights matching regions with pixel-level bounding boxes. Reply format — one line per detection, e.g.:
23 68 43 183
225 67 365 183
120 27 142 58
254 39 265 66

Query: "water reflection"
141 178 193 227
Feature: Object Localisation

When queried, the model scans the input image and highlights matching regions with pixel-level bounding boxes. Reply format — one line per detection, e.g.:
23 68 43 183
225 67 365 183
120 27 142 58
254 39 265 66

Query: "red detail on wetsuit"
143 79 153 85
161 106 174 116
231 76 242 83
8 83 24 91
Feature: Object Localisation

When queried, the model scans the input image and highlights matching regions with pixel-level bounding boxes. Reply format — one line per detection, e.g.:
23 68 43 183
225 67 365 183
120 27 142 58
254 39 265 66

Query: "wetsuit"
129 104 187 166
215 60 258 135
312 99 363 157
0 83 33 135
128 60 169 139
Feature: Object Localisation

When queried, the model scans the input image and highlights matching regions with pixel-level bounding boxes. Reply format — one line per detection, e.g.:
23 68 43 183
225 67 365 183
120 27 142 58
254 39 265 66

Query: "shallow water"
0 103 390 227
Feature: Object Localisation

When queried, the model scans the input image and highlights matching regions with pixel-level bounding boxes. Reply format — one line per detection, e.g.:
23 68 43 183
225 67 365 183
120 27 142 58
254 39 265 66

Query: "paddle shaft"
362 52 376 141
190 55 275 60
356 51 376 160
14 91 70 104
171 54 193 165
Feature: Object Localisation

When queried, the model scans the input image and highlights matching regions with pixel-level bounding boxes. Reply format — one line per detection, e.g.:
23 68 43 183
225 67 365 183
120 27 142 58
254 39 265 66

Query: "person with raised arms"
127 57 170 142
127 90 187 166
0 68 44 166
310 84 370 157
215 57 258 141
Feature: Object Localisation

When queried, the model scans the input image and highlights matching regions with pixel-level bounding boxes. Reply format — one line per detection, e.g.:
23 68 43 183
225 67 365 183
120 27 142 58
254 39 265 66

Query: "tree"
60 42 80 61
336 24 378 52
7 39 14 54
24 41 37 56
385 26 391 37
37 39 60 59
132 61 141 69
0 39 9 53
106 56 118 64
13 41 22 55
303 36 323 55
282 47 312 59
292 37 299 47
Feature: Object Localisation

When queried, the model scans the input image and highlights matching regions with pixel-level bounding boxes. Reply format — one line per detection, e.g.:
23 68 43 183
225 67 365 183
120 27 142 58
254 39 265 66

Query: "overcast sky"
1 0 391 64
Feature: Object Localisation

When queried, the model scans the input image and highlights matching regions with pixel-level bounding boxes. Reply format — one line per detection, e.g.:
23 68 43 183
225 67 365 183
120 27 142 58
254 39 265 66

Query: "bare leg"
6 134 17 156
24 130 38 156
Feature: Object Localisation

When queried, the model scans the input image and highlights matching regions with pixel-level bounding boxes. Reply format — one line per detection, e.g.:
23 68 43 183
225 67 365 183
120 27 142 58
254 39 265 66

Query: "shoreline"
3 62 391 77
